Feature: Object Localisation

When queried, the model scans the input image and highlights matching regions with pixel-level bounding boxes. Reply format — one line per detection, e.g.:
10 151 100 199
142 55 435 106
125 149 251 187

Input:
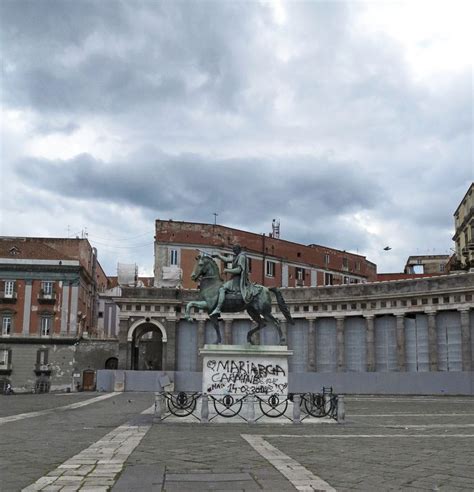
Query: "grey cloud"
1 1 262 114
14 150 382 242
2 1 471 273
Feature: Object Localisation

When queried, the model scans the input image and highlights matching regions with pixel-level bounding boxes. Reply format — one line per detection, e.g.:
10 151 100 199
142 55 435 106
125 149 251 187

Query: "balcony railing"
38 291 57 304
35 364 52 375
0 292 17 304
0 363 12 375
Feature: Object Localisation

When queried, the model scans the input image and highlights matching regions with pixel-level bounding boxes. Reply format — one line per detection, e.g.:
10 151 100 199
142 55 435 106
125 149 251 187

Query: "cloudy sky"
1 0 472 275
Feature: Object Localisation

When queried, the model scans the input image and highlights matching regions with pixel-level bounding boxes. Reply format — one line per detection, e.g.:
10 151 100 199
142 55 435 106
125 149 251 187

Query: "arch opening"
131 323 164 371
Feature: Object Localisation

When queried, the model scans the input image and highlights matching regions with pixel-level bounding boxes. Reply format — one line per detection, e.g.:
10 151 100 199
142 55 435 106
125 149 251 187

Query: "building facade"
154 220 377 289
114 272 474 394
404 255 450 275
0 237 116 392
452 182 474 270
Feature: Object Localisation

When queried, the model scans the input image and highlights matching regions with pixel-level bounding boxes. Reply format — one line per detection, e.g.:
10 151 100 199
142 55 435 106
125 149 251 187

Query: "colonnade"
181 307 472 373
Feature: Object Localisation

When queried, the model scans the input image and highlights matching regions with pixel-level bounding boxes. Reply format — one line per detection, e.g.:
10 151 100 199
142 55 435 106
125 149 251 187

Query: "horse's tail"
269 287 295 325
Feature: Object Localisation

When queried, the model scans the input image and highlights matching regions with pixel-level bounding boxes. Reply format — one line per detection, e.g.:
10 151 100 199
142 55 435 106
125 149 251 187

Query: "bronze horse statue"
184 253 294 344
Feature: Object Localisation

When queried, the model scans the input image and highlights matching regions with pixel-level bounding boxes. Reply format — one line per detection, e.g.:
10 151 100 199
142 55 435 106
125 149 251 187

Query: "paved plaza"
1 392 474 491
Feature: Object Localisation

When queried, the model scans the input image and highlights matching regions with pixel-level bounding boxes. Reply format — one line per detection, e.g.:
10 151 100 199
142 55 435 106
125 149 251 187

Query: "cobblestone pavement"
1 393 474 491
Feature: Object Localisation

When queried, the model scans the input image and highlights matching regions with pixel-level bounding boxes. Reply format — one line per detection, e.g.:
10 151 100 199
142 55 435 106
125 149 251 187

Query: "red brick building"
154 220 377 289
0 237 114 392
0 238 108 339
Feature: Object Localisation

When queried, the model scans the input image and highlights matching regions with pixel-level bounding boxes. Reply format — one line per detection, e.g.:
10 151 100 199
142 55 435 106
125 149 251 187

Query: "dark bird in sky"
383 246 392 251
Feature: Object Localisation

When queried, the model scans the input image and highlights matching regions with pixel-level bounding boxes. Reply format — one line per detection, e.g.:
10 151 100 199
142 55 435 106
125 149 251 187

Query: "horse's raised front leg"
185 301 209 321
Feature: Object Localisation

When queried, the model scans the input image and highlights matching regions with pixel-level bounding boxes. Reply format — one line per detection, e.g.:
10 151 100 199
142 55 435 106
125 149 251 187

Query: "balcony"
38 291 57 304
34 364 52 375
0 363 12 375
0 292 17 304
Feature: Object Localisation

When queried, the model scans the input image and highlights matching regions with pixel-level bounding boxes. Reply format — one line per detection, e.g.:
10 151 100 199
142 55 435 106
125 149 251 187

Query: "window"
324 254 330 265
343 276 350 284
247 257 252 273
2 316 12 335
37 349 48 366
170 249 178 266
296 268 304 281
342 257 348 270
98 311 104 318
4 281 14 297
355 261 361 271
266 261 275 277
40 316 52 336
324 272 333 285
0 349 11 367
439 264 445 272
41 281 53 295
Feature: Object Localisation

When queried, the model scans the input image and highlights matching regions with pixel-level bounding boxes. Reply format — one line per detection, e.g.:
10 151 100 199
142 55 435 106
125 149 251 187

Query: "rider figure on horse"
210 244 257 317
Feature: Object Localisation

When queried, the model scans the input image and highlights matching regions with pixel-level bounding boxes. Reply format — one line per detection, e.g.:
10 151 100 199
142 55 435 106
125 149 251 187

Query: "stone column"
197 320 206 369
396 314 406 372
164 319 177 371
224 319 233 345
365 315 375 372
117 319 130 369
307 319 316 371
459 309 472 371
336 317 345 372
426 311 438 372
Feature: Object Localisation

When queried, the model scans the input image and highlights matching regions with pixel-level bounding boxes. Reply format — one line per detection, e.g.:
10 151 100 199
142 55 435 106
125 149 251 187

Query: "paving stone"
166 472 253 482
112 464 165 491
4 394 474 491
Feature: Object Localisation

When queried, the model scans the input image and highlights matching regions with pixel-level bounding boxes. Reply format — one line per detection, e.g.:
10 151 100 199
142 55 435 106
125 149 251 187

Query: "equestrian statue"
184 244 294 345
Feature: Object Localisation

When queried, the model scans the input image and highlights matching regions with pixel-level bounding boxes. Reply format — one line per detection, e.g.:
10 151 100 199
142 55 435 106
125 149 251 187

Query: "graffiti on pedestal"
203 358 288 395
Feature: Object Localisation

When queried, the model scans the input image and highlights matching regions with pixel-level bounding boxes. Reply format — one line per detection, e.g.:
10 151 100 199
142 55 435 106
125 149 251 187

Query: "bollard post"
201 393 209 423
292 393 302 424
337 395 345 424
324 393 332 415
247 395 255 424
154 392 164 423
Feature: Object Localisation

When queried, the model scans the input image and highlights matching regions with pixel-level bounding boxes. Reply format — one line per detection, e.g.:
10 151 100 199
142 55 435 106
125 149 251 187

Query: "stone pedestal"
200 344 293 396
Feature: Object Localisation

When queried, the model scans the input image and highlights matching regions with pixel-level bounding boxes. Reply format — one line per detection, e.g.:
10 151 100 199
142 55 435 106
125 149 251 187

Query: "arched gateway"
127 318 167 370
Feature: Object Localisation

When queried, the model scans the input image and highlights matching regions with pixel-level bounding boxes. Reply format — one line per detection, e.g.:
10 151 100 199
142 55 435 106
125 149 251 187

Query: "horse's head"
191 253 219 282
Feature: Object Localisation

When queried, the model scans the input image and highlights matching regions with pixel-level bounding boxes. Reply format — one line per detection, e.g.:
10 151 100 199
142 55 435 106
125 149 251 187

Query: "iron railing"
154 387 345 424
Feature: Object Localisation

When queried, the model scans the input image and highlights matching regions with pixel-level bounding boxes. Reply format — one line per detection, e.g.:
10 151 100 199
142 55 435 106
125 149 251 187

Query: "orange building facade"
154 220 377 289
